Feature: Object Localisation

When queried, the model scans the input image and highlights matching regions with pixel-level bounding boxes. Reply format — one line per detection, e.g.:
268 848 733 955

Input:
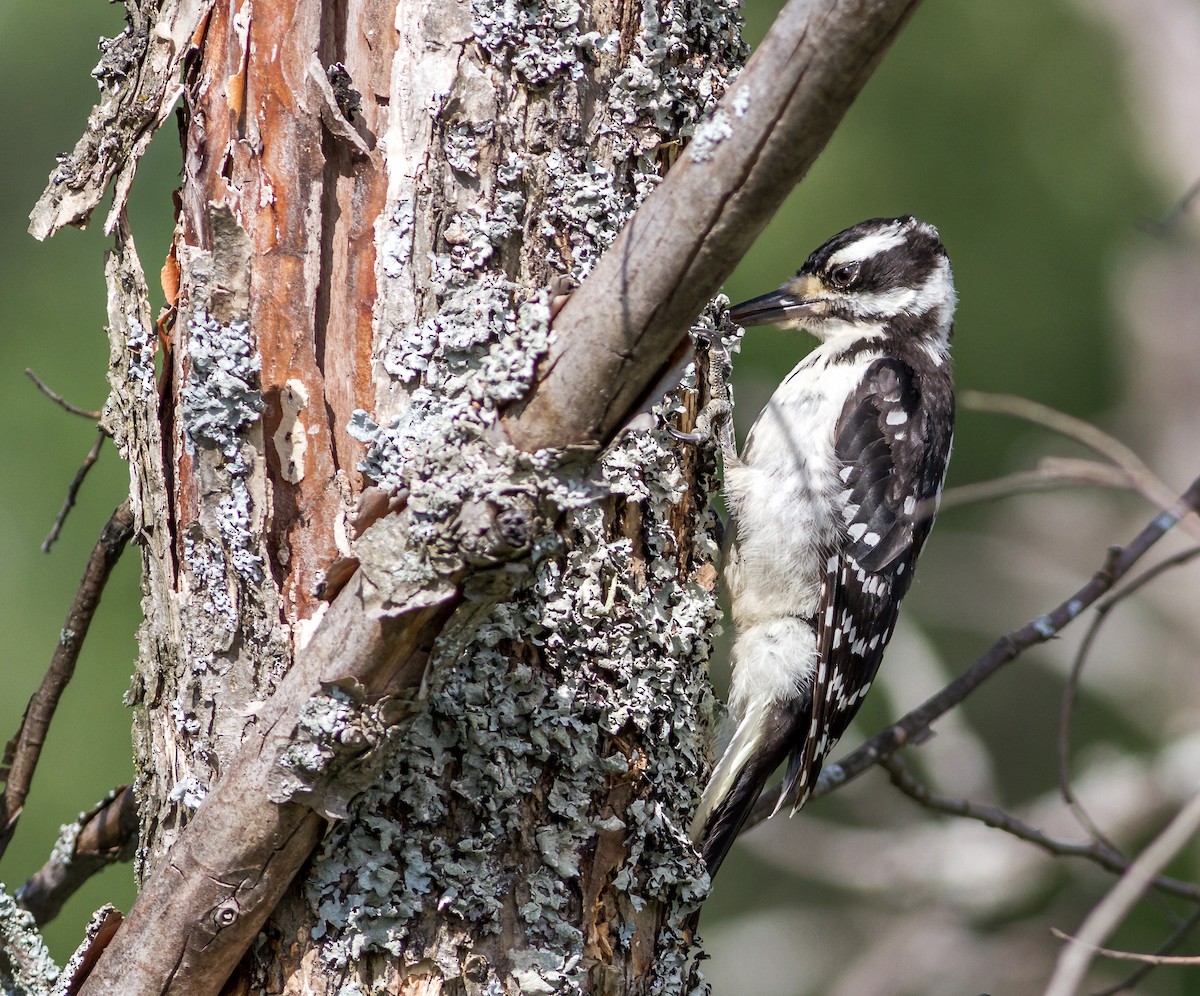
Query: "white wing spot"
839 465 854 482
842 503 860 523
847 522 867 541
886 409 908 426
863 531 881 547
903 496 917 515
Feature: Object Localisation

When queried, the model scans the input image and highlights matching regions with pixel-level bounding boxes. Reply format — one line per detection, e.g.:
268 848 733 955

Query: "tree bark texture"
95 0 742 992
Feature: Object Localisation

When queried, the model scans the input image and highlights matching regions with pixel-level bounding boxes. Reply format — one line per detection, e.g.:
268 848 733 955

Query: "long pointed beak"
727 290 820 328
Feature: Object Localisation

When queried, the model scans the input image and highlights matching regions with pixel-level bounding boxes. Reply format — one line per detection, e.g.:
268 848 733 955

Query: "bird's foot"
548 274 579 322
670 327 736 461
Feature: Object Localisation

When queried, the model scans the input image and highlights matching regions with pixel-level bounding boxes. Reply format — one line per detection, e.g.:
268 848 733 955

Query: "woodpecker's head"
729 216 956 358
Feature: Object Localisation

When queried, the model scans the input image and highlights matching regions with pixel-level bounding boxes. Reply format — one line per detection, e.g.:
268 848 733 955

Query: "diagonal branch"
16 785 139 926
0 502 135 861
1046 789 1200 996
880 755 1200 906
77 2 926 992
741 472 1200 833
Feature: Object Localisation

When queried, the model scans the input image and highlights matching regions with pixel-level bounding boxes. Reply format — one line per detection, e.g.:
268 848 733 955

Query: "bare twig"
741 472 1200 833
1050 928 1200 966
16 785 138 926
42 428 107 552
0 502 135 860
879 756 1200 906
936 458 1134 514
1045 789 1200 996
1092 906 1200 996
24 368 103 421
961 391 1200 539
1057 547 1200 849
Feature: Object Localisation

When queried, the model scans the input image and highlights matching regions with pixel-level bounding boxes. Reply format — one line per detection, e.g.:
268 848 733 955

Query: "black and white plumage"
691 216 956 877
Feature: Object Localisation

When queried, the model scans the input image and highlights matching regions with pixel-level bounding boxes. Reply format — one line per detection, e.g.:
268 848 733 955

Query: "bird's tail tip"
691 701 795 878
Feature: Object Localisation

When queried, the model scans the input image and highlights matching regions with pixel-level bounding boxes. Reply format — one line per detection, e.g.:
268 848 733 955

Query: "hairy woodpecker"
690 215 956 877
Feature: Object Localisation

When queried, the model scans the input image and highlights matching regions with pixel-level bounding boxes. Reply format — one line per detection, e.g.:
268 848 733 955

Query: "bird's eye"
828 263 858 288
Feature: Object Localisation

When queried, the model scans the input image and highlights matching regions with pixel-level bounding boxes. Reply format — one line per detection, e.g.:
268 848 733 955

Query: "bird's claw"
672 326 736 459
548 274 579 322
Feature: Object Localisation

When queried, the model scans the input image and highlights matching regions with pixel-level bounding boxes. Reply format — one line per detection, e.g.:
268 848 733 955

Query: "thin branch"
879 756 1200 906
936 458 1135 514
1057 547 1200 849
16 786 138 926
1092 906 1200 996
741 472 1200 833
0 502 134 860
1050 928 1200 967
1045 789 1200 996
24 368 103 421
42 429 107 553
961 391 1200 539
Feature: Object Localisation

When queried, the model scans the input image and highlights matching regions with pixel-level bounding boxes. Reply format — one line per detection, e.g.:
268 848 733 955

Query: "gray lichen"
181 312 264 458
308 428 719 982
300 0 747 989
181 310 265 582
51 907 118 996
272 679 414 820
0 887 58 995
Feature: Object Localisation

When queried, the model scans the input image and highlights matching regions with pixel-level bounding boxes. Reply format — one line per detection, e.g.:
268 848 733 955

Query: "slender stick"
24 368 102 421
0 502 135 860
1091 906 1200 995
1051 928 1200 967
881 756 1200 906
1045 789 1200 996
42 429 108 552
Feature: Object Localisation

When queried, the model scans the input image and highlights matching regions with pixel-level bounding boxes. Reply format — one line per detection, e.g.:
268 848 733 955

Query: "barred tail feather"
691 700 797 877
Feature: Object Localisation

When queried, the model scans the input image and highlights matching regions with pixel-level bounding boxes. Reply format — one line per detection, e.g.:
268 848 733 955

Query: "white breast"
721 341 879 704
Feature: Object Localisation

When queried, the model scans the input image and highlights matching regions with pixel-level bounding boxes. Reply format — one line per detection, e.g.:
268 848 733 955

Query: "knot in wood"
214 898 240 928
454 490 539 566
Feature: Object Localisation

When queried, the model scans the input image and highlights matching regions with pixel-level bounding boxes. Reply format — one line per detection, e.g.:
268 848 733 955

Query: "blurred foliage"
0 0 1181 984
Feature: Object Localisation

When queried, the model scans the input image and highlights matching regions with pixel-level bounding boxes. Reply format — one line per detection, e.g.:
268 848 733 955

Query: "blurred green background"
0 0 1190 990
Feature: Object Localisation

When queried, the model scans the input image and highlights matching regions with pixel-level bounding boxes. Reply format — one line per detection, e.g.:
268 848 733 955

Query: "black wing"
781 356 953 810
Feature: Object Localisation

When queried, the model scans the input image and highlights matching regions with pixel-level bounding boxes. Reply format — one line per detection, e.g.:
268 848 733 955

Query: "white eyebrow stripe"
827 228 906 265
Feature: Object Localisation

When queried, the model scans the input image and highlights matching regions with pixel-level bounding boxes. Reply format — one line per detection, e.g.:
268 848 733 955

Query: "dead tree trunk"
23 0 921 990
